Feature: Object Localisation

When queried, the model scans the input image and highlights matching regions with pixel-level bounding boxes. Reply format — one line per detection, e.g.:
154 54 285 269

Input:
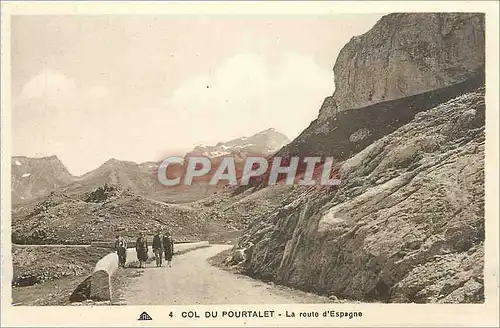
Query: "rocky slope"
318 13 485 121
11 183 231 245
11 155 76 204
224 13 485 304
236 86 485 303
192 184 296 232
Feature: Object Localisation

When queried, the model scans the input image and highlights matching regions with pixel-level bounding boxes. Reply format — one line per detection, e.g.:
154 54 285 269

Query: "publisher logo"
138 311 152 321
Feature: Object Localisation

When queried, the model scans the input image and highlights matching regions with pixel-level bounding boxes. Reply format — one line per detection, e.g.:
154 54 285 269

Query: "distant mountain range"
11 128 291 204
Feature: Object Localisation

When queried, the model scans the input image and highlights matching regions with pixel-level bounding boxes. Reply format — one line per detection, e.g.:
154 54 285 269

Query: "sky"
11 14 384 176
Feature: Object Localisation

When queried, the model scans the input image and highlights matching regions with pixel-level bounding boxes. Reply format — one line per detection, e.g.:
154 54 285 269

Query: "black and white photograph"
1 1 498 327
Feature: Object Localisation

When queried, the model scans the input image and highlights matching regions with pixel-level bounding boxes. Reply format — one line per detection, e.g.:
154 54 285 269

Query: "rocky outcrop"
318 13 484 121
237 87 485 303
85 183 122 203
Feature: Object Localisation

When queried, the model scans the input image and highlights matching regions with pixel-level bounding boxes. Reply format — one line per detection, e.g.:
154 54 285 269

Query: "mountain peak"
13 154 61 161
256 127 281 135
101 158 138 167
11 155 75 204
188 128 290 159
262 127 277 132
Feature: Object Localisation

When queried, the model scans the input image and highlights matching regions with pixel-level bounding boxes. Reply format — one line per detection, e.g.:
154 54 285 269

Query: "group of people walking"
114 230 174 268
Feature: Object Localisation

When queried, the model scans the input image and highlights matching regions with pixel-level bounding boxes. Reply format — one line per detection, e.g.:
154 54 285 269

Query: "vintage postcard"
1 1 499 327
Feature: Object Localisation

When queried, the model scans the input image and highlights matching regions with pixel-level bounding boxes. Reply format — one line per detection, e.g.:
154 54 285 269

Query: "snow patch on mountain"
189 128 290 159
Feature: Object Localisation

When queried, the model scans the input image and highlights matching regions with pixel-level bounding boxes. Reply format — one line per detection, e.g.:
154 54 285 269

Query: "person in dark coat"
135 232 148 268
152 230 163 267
162 231 174 268
115 235 128 267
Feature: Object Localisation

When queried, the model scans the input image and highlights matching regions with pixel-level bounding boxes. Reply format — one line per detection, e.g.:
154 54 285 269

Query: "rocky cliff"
318 13 484 121
228 13 485 303
238 86 485 303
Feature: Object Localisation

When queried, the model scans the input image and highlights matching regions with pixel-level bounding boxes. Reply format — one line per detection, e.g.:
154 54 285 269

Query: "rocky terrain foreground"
12 245 111 288
11 245 113 306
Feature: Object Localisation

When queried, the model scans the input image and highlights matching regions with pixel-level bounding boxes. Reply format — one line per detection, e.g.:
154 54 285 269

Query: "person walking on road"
135 232 148 268
114 235 120 253
152 230 163 267
163 231 174 268
115 235 128 267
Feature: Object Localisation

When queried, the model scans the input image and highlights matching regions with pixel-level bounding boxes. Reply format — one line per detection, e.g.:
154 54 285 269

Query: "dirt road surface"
116 245 331 305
